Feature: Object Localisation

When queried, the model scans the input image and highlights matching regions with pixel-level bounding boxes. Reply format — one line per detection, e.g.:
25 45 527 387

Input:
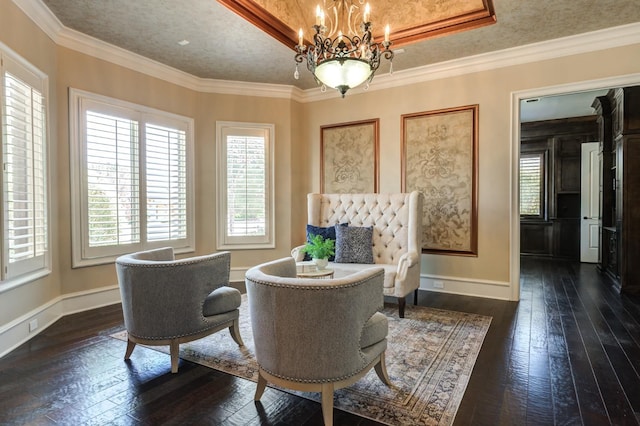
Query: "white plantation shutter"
226 135 266 236
217 122 274 249
145 123 187 241
85 111 140 249
520 153 544 217
2 55 49 279
70 89 194 266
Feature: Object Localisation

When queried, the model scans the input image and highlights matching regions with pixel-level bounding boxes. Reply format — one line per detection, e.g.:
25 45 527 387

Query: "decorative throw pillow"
304 224 346 261
334 225 374 264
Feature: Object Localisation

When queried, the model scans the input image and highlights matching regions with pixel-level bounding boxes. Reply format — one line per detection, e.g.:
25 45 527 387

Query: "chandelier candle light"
294 1 394 97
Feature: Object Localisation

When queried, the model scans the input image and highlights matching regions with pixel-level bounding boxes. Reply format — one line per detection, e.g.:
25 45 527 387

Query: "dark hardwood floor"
1 257 640 425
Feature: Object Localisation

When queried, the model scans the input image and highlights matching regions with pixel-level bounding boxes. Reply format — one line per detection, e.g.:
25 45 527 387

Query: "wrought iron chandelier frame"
294 19 393 97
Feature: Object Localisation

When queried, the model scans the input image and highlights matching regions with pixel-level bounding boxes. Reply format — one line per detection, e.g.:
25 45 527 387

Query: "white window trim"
0 42 52 289
216 121 275 250
69 88 195 267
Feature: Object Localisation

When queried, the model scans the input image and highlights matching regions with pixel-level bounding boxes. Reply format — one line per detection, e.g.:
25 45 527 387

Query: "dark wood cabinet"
520 117 597 260
595 86 640 293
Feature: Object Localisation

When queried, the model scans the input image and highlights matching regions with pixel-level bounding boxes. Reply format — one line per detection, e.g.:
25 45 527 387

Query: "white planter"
313 258 329 270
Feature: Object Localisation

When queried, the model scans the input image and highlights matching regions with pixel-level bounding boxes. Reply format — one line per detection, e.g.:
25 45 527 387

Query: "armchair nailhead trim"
129 318 235 340
259 360 371 384
248 271 384 290
117 256 223 268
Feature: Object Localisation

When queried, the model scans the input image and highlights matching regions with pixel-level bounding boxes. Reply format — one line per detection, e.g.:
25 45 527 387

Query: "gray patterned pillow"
334 225 374 264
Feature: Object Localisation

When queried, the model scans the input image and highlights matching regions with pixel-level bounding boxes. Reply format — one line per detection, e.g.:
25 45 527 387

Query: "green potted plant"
301 234 335 270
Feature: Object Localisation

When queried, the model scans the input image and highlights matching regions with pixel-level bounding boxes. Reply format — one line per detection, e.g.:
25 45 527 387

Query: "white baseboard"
1 269 249 359
0 285 121 358
230 267 248 283
419 274 512 300
0 271 510 358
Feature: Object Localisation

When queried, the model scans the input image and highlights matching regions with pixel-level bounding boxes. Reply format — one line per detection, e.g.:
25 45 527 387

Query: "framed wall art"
321 119 379 193
402 105 479 256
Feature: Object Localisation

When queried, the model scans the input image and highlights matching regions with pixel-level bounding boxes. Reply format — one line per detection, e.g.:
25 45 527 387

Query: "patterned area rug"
112 296 491 425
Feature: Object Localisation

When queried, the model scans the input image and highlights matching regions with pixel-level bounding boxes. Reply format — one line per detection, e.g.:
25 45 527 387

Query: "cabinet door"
521 222 552 256
555 136 586 193
553 219 580 259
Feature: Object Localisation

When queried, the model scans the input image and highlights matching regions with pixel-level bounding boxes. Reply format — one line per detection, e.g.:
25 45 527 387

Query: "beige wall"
192 92 296 268
1 0 640 338
55 48 202 294
55 48 298 293
0 0 60 326
302 43 640 292
0 0 298 330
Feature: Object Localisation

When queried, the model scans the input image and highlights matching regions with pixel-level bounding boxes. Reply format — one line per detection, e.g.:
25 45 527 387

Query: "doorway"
519 91 605 261
511 74 640 300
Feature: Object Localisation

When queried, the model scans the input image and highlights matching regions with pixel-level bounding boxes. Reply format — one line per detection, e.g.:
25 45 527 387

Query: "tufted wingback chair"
115 247 244 373
292 192 423 317
245 257 391 426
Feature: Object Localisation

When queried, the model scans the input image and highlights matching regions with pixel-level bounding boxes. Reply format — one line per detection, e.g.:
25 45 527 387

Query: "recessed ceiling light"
177 39 190 46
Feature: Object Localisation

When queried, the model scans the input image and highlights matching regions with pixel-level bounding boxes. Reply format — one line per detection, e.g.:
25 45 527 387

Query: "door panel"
580 142 600 263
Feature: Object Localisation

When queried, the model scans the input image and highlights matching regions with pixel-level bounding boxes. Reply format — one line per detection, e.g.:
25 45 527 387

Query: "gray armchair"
245 257 391 426
115 247 244 373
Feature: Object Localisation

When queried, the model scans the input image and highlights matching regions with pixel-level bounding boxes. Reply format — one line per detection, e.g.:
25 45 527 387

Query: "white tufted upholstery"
293 192 423 317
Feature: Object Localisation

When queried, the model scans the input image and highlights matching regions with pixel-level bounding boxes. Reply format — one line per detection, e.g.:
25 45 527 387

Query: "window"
216 122 274 249
1 50 50 284
70 89 194 267
520 152 545 218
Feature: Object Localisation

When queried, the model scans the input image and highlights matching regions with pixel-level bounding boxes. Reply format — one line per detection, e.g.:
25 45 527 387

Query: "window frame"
0 45 52 289
69 88 195 267
216 121 275 250
519 150 547 220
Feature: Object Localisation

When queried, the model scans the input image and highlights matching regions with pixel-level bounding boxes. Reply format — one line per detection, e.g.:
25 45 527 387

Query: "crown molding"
12 0 300 99
375 22 640 90
298 22 640 102
13 0 640 103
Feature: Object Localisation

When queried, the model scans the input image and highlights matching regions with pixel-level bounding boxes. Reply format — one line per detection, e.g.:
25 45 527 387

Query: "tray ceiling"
218 0 495 49
39 0 640 90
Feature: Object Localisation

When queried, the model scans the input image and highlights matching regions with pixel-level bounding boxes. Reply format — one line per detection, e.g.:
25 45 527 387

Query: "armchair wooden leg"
398 296 406 318
414 288 419 305
321 383 335 426
374 352 391 386
229 319 244 346
170 340 180 373
255 372 267 401
124 339 136 360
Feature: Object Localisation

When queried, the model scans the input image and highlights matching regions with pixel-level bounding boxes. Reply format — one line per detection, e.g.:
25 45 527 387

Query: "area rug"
111 296 491 425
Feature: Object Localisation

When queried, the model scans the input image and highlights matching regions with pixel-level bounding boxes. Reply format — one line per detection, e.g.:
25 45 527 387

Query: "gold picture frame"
321 119 379 193
402 105 479 256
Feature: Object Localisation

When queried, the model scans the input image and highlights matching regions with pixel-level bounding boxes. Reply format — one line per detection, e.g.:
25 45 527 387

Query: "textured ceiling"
41 0 640 91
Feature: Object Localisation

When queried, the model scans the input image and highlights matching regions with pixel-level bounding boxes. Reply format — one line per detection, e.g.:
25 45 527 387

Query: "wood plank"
1 258 640 425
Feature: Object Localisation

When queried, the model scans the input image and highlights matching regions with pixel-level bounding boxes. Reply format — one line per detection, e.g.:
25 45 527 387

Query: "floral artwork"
402 105 478 255
321 119 379 193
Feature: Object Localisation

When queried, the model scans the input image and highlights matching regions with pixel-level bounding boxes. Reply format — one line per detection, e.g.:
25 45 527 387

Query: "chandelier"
294 1 394 97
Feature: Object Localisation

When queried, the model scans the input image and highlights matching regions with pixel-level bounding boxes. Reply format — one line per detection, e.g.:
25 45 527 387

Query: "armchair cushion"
361 311 389 349
335 225 374 264
203 286 242 316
